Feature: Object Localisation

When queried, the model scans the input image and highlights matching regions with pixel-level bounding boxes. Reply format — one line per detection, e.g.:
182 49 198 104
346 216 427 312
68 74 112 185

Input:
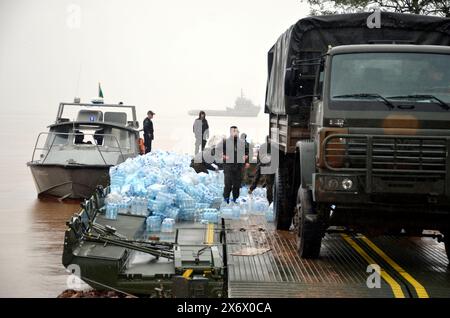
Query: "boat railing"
31 132 127 165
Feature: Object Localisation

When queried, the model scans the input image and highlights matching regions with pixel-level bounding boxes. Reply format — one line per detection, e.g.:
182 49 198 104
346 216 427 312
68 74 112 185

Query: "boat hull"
27 163 111 199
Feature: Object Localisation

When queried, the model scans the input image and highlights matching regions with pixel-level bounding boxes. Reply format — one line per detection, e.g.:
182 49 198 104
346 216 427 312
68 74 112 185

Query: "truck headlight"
327 178 339 191
342 178 353 190
320 175 357 192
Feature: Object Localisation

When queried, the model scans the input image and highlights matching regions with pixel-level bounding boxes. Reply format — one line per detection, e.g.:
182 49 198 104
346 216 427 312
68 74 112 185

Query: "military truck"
266 12 450 260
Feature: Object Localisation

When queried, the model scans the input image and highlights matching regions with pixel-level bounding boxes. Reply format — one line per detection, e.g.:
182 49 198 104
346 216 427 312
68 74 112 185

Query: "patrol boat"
27 99 142 199
188 90 260 117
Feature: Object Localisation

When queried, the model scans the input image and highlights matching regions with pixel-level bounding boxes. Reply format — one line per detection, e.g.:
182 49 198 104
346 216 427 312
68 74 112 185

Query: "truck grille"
324 135 448 174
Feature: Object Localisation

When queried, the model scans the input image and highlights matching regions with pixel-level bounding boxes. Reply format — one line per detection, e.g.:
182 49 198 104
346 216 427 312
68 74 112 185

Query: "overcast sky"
0 0 309 118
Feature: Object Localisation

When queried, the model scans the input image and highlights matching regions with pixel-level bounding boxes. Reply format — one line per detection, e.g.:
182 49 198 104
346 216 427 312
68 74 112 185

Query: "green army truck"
266 12 450 260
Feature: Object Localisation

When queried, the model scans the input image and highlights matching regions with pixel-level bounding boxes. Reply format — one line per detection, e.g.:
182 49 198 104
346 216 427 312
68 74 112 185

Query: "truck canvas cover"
265 12 450 115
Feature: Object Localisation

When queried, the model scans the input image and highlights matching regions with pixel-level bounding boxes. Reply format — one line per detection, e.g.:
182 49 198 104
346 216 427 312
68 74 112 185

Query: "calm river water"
0 110 268 297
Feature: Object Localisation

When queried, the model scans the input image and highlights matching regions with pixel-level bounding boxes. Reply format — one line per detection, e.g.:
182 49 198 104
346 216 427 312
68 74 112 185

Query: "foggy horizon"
0 0 309 120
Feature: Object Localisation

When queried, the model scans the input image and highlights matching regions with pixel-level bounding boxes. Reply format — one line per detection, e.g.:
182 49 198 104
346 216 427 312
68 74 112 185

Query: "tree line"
303 0 450 17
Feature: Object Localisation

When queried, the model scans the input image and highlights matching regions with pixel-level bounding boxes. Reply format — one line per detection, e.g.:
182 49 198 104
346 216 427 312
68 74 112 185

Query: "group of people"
190 111 275 205
142 110 274 205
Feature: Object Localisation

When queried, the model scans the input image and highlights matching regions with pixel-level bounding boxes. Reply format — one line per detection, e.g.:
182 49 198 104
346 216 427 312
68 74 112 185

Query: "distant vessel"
188 90 260 117
27 99 142 199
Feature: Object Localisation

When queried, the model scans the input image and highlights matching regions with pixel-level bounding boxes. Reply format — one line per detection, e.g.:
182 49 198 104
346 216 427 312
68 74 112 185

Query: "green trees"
304 0 450 17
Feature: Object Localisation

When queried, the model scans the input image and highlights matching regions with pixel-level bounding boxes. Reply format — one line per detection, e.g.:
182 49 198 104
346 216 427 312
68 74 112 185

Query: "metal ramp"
225 216 450 298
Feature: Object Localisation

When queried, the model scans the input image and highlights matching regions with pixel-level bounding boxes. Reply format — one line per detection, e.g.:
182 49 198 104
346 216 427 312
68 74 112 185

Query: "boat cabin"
31 102 141 165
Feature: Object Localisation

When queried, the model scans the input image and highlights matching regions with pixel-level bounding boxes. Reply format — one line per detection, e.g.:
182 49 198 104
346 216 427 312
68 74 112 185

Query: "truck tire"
444 231 450 264
273 167 294 230
296 186 323 258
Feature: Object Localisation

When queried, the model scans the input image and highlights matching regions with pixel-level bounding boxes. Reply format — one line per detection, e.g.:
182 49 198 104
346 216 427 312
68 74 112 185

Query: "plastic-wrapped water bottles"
130 197 147 215
140 197 149 216
221 207 233 219
266 203 274 222
220 201 234 219
148 184 167 196
202 209 220 223
152 198 168 214
109 167 125 193
251 198 266 214
161 218 175 233
131 179 147 197
210 197 223 209
156 192 175 206
239 198 248 215
109 150 229 225
195 203 210 210
105 203 118 220
247 195 254 213
146 216 161 232
165 207 180 221
118 198 130 215
179 208 196 221
198 172 210 184
231 203 240 219
240 186 249 197
178 197 195 210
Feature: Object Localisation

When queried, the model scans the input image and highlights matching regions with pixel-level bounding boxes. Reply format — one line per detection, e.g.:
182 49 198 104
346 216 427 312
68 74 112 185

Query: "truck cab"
266 13 450 260
299 44 450 258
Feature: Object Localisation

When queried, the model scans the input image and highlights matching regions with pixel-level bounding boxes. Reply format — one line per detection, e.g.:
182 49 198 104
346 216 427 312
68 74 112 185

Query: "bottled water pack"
108 151 225 223
108 150 274 225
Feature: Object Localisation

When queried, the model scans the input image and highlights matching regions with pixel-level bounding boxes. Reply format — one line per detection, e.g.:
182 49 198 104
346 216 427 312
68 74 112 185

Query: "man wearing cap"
143 110 155 154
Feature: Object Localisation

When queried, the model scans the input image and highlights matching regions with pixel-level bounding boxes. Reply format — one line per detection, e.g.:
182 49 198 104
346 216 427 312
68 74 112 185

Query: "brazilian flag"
98 83 104 98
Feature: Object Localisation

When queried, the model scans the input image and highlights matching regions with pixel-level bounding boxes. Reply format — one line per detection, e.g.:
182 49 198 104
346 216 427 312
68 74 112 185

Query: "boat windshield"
73 126 133 149
73 128 98 145
41 125 133 150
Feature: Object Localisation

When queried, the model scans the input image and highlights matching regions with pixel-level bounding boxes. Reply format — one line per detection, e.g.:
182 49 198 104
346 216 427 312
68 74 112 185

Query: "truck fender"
296 141 315 189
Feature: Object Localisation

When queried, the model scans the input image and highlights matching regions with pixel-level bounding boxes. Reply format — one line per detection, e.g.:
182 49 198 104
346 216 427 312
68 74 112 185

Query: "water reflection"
0 197 79 297
0 112 268 297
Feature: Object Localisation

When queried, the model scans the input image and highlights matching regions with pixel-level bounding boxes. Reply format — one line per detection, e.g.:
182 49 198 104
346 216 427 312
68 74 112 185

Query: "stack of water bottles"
218 185 274 223
107 151 224 227
105 192 135 220
106 150 274 226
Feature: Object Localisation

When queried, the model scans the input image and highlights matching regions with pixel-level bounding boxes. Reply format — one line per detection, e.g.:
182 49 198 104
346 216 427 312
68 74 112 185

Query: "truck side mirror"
314 60 325 100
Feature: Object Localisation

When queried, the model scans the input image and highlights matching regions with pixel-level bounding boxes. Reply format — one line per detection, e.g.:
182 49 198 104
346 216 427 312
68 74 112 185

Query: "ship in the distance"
188 90 260 117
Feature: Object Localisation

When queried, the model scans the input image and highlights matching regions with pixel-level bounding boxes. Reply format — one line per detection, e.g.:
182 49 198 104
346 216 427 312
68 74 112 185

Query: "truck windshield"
330 52 450 111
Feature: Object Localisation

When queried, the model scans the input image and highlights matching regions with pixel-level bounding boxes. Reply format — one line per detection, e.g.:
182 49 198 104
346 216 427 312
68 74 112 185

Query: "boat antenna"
75 62 83 101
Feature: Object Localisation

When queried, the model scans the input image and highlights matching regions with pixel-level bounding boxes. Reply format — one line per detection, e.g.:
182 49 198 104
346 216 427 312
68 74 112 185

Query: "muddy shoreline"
58 289 133 298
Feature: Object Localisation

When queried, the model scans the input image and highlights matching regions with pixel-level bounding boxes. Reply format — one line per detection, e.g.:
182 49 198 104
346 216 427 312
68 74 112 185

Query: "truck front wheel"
444 231 450 264
296 186 324 258
273 167 294 230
